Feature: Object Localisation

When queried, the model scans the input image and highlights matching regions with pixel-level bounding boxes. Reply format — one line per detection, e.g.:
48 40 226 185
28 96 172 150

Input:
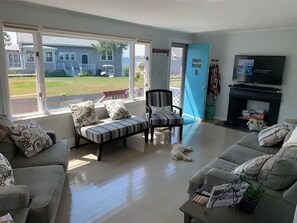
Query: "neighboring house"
5 33 122 76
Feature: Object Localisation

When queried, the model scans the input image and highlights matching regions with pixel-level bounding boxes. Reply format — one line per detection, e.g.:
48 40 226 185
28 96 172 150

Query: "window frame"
58 52 76 61
45 51 53 63
100 50 113 61
1 26 151 119
26 50 35 63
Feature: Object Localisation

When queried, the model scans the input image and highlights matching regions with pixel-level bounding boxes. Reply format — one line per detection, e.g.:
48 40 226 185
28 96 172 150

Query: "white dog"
170 143 193 161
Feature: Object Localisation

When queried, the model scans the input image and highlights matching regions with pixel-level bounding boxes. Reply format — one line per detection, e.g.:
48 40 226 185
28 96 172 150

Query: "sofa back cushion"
0 116 17 161
258 127 297 190
258 123 289 147
0 153 16 186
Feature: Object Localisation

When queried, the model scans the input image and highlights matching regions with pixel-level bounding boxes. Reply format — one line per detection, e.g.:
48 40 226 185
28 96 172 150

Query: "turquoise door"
183 44 211 120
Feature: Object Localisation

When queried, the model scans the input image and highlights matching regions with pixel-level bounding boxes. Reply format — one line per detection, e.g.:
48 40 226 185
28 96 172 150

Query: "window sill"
12 98 145 122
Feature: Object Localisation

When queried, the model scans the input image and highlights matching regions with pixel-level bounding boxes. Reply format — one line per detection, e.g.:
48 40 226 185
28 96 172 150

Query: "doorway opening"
169 43 187 107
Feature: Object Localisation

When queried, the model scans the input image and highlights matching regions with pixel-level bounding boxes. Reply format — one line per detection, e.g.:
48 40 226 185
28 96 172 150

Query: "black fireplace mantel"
227 85 282 126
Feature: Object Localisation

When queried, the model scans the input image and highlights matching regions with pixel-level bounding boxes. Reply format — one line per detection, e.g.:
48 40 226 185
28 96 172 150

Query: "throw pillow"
9 121 53 158
0 115 14 129
258 123 289 147
257 127 297 190
0 123 9 141
69 100 100 127
0 153 16 186
150 105 173 115
104 100 131 120
232 155 274 179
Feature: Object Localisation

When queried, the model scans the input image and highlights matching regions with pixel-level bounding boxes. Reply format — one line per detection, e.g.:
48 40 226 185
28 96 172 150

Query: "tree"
3 32 11 46
92 41 128 54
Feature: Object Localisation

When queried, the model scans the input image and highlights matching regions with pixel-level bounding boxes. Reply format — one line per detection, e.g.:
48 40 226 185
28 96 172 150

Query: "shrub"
138 62 144 71
79 71 90 77
8 69 21 74
123 67 129 77
45 70 67 77
135 71 141 81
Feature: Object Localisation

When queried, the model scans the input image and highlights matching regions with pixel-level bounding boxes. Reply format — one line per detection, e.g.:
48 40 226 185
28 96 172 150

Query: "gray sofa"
0 130 70 223
187 130 297 223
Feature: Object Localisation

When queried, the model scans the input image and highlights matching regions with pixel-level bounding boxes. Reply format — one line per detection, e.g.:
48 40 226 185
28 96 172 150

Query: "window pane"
101 54 106 61
42 35 130 110
59 53 64 61
134 44 146 98
4 31 39 116
46 52 53 62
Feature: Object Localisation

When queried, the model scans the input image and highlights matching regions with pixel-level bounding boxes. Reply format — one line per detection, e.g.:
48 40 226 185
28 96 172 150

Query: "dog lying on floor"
170 143 193 161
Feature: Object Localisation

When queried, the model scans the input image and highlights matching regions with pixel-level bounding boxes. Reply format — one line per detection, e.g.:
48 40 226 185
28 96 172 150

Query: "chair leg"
75 133 80 149
179 125 183 141
150 127 154 142
97 144 103 161
145 129 149 143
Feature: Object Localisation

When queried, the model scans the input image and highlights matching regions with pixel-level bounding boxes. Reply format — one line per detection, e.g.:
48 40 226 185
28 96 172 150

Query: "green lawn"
169 77 181 88
9 76 145 97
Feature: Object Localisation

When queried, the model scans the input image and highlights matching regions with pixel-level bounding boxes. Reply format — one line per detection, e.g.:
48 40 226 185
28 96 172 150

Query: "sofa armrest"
46 131 57 144
0 185 29 211
201 168 239 192
283 180 297 204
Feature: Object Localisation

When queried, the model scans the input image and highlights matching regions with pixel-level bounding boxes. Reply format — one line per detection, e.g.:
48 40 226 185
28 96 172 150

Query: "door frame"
168 38 191 108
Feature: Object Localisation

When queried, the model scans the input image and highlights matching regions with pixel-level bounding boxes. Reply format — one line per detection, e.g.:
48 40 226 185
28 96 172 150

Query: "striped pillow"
258 123 290 147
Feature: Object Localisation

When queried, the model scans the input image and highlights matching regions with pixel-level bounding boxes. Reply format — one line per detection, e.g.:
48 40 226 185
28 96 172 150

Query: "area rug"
215 121 250 133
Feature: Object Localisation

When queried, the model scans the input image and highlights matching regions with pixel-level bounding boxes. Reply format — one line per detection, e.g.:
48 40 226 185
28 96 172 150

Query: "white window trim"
100 50 113 61
58 52 76 61
1 25 151 119
45 51 54 63
26 50 35 63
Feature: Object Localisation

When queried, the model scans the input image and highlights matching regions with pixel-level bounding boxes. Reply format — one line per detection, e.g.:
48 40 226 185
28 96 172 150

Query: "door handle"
202 87 206 90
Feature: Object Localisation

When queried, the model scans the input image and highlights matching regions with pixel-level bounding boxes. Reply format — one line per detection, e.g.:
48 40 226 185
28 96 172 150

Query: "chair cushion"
10 140 69 171
9 121 53 158
0 153 15 186
78 116 148 144
69 100 100 127
14 165 66 223
236 133 281 154
219 145 267 165
149 113 183 126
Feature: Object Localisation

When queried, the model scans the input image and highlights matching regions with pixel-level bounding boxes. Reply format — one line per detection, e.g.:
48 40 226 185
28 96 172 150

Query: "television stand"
227 85 282 127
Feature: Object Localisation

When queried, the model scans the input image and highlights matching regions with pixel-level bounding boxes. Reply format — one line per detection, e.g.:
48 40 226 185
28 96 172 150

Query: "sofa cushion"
219 145 267 165
104 100 131 120
14 165 66 223
236 133 281 154
258 123 289 147
10 139 69 171
0 123 9 141
149 113 183 126
78 116 148 144
0 153 15 186
69 100 100 127
232 154 274 179
187 158 238 195
0 135 18 161
258 127 297 190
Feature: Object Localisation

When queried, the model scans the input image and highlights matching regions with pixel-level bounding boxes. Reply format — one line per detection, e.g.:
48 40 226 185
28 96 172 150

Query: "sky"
6 31 145 57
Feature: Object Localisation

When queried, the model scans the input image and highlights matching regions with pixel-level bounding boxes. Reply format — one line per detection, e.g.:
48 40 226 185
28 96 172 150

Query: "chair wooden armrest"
173 105 183 117
146 105 152 118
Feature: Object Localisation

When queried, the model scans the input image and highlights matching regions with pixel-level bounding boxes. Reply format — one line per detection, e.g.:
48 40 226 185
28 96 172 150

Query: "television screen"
233 55 286 85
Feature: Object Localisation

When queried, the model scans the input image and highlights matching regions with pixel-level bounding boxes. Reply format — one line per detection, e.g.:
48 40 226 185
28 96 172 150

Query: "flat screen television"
232 55 286 85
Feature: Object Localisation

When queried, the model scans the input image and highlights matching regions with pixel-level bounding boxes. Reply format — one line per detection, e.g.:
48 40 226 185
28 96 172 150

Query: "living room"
0 0 297 223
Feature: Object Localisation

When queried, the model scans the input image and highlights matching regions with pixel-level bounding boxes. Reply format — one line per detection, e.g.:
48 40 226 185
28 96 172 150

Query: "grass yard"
9 76 145 97
169 77 181 88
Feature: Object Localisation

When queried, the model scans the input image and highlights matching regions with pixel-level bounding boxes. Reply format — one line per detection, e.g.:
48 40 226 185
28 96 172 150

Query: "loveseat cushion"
10 140 69 171
187 158 238 195
14 165 66 223
219 145 267 165
236 132 281 154
78 116 148 144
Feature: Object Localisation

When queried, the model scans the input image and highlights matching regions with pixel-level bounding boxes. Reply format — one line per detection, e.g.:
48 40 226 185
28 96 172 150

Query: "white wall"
194 29 297 122
0 1 192 144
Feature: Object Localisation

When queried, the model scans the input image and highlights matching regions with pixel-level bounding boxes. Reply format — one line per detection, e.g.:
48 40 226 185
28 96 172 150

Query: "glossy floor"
55 122 247 223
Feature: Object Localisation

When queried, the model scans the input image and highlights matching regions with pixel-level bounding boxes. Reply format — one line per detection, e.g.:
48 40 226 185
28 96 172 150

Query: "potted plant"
239 184 265 214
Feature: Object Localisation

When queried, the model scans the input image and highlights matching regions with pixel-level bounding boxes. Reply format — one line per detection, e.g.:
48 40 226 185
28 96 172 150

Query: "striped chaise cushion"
77 116 148 144
149 113 183 126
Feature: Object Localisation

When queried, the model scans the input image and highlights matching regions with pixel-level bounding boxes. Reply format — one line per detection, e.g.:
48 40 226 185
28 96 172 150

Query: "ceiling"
17 0 297 33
